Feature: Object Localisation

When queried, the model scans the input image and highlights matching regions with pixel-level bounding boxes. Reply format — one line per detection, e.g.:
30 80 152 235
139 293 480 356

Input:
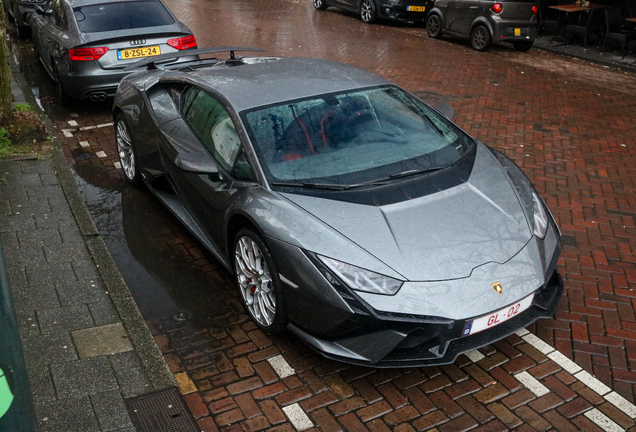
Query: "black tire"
6 2 14 22
115 113 142 185
17 24 30 39
313 0 328 10
233 229 287 334
52 64 72 106
513 41 533 52
360 0 376 23
426 14 443 39
470 24 491 52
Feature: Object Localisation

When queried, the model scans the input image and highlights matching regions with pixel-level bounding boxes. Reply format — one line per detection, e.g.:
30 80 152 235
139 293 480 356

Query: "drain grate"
124 386 200 432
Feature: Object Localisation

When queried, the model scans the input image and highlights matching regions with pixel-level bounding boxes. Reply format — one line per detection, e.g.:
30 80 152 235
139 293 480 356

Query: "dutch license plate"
407 5 426 11
462 293 534 337
117 46 161 60
514 28 521 36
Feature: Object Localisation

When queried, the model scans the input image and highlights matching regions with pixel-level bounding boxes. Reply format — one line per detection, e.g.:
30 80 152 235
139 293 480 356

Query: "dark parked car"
30 0 197 104
426 0 538 51
4 0 46 39
113 47 563 367
0 243 37 432
313 0 434 24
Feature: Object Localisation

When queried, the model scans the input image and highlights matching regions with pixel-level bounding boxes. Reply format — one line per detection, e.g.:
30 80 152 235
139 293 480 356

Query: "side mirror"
432 101 455 121
35 5 45 15
174 152 219 175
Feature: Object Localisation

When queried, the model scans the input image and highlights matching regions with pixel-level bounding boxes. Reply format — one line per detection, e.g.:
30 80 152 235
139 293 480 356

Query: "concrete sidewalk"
0 69 176 431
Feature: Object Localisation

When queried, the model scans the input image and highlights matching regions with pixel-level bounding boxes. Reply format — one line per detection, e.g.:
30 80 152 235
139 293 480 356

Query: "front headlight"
491 148 550 239
318 256 404 295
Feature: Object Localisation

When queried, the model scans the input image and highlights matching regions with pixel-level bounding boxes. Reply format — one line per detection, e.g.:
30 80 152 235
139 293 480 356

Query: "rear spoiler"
124 46 266 71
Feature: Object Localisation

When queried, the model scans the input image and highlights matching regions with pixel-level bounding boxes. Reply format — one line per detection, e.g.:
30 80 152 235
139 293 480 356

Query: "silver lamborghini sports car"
113 47 564 367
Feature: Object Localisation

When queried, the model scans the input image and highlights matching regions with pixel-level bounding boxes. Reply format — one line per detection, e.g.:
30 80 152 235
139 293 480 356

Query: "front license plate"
406 5 426 11
514 28 521 36
117 46 161 60
462 293 534 337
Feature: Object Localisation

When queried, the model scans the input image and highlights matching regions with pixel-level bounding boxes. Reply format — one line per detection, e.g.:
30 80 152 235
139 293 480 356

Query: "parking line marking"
515 371 549 397
61 129 73 137
67 120 79 127
113 162 121 169
574 370 611 396
95 151 107 158
605 392 636 419
584 409 624 432
282 403 313 431
547 350 582 374
267 355 295 379
79 122 113 131
521 332 554 355
465 350 485 362
79 141 90 148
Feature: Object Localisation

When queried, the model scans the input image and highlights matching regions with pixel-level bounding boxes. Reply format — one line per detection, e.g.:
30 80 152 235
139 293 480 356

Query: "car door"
37 0 71 76
160 88 257 261
446 0 481 34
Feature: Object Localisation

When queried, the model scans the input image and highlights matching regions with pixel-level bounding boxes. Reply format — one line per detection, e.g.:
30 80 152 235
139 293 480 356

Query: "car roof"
68 0 164 7
187 57 391 112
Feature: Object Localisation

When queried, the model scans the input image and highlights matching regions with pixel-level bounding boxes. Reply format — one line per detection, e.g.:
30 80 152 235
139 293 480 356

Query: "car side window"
49 0 68 29
184 90 254 181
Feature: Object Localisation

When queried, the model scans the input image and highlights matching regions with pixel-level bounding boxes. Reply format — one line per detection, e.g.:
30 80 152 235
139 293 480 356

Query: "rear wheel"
470 25 491 51
513 41 533 52
314 0 328 10
234 229 287 334
426 14 442 39
360 0 376 23
53 64 71 106
115 114 141 185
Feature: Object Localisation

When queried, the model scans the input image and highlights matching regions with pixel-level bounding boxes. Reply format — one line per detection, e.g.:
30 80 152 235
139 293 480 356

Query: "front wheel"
115 114 142 185
313 0 328 10
470 25 491 52
234 229 287 334
513 41 533 52
426 14 442 39
360 0 376 23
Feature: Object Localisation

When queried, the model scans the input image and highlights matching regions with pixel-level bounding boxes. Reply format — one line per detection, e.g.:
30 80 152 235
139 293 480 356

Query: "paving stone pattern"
9 0 636 430
0 159 151 432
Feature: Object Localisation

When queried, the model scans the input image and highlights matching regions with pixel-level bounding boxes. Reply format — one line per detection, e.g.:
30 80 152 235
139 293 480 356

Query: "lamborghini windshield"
241 86 474 186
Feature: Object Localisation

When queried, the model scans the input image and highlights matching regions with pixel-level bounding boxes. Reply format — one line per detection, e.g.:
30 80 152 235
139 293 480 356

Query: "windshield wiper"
271 181 352 190
389 166 446 179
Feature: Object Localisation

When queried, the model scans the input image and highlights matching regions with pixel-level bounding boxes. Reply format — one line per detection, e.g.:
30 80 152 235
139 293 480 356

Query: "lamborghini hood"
281 146 532 281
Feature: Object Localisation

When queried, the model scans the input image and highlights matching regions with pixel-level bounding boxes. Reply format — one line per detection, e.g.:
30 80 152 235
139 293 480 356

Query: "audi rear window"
73 1 175 33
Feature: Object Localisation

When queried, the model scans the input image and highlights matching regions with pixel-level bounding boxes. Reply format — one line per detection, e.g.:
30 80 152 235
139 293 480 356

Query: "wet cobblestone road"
8 0 636 430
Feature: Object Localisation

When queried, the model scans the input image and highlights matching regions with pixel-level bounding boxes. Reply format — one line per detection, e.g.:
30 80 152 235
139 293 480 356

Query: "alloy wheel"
471 25 491 51
116 120 137 182
360 0 376 23
235 236 276 327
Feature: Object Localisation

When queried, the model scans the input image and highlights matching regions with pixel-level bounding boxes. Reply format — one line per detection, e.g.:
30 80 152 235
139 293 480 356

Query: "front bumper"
289 269 564 367
379 1 432 22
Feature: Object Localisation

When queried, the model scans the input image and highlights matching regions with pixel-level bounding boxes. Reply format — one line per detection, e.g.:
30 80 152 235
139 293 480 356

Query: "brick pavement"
7 0 636 429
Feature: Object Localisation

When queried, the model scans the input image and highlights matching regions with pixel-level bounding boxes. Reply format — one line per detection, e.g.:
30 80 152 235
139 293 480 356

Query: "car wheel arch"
227 213 265 269
469 17 493 39
427 8 446 27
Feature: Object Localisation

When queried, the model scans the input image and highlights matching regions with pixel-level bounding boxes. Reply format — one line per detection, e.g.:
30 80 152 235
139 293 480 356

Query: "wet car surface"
6 0 636 429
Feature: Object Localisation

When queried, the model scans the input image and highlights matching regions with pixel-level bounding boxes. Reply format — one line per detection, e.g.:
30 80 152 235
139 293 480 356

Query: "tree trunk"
0 0 13 126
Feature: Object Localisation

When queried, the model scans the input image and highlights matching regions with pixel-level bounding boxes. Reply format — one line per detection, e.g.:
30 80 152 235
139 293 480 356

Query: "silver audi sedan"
113 48 564 367
30 0 196 104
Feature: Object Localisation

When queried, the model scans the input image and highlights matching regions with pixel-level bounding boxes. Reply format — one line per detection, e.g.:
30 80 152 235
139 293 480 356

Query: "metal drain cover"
124 386 200 432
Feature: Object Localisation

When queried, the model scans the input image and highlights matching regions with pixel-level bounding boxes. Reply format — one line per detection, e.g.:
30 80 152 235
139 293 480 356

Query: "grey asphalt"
0 63 176 431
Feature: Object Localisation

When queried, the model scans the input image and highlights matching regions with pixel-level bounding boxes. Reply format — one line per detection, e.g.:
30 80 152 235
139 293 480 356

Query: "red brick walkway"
18 0 636 429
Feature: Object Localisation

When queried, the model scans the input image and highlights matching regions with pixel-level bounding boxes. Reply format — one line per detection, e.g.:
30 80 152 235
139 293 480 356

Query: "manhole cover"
124 387 199 432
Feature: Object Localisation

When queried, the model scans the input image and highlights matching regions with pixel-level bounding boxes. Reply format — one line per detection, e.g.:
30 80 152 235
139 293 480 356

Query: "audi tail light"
532 5 538 14
167 35 197 50
491 3 503 13
69 47 108 61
